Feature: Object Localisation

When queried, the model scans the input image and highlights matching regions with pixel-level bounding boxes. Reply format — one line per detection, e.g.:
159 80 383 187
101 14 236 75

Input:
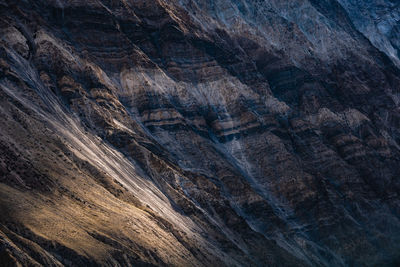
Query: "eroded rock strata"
1 0 400 266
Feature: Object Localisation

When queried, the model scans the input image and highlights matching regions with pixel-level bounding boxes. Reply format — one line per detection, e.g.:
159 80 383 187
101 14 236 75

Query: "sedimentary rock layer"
0 0 399 266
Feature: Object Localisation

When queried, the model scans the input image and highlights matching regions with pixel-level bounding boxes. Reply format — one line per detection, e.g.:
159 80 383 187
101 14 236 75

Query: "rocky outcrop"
1 0 400 266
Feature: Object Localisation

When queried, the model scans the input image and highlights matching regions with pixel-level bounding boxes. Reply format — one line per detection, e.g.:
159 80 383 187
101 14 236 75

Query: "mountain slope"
1 0 400 266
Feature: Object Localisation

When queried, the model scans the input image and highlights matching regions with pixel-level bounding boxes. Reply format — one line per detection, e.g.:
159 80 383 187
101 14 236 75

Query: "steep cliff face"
1 0 400 266
338 0 400 67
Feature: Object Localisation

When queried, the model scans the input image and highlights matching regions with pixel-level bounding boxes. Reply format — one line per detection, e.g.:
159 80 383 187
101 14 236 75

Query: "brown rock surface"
0 0 400 266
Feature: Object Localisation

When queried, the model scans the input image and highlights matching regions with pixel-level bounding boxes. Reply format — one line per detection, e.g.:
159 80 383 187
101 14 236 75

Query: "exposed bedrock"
0 0 400 266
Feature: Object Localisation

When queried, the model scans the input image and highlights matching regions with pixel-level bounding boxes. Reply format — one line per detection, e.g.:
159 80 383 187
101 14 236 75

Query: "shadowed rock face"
0 0 400 266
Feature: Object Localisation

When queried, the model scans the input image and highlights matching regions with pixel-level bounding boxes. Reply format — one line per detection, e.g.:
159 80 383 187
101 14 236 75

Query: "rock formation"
0 0 399 266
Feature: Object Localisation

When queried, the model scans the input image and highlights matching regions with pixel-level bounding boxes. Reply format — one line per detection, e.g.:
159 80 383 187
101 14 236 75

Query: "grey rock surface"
0 0 399 266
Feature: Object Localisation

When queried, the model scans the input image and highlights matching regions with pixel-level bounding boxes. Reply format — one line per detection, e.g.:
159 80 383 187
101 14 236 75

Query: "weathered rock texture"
1 0 400 266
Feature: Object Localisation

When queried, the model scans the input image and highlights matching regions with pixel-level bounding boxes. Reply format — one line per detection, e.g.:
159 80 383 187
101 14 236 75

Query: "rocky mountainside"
1 0 400 266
